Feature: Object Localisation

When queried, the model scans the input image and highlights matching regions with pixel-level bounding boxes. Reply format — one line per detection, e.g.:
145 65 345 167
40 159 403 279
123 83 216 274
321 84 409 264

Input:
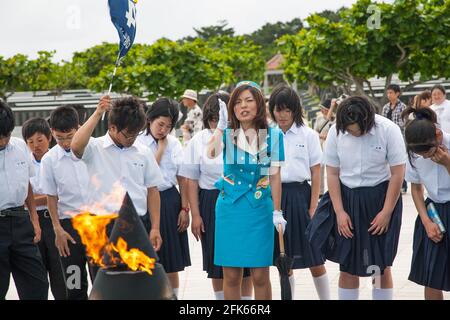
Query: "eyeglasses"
119 131 140 140
54 136 74 142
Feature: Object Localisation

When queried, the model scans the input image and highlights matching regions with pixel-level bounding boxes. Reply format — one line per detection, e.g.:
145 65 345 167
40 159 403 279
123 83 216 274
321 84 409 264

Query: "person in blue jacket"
207 81 286 300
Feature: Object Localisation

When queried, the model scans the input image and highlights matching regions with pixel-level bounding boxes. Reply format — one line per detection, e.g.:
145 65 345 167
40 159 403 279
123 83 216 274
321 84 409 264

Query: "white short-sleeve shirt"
281 124 322 183
40 145 90 219
324 114 407 188
136 133 183 192
431 100 450 134
0 137 35 211
179 129 223 190
80 133 164 216
405 132 450 203
29 153 47 211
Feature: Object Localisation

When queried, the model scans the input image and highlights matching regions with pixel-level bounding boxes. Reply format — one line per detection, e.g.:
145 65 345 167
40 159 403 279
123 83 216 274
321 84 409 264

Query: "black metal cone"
275 253 294 300
89 265 176 300
109 192 157 259
89 192 176 300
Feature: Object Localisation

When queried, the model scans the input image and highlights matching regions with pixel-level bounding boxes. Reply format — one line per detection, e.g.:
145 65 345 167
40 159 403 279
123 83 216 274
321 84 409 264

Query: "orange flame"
71 182 155 275
111 238 156 275
72 213 118 267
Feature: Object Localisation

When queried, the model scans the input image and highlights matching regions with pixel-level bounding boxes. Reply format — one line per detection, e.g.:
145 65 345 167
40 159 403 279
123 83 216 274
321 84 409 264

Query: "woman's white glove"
217 98 228 131
273 210 287 234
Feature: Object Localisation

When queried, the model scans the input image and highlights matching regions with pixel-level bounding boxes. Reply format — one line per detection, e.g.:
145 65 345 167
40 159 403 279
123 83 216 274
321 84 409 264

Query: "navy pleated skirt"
273 182 325 269
199 188 251 279
306 180 402 277
409 199 450 291
150 186 191 273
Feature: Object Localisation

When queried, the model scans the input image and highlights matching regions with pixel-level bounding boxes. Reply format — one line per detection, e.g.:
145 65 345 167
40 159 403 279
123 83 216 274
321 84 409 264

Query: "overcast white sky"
1 0 360 61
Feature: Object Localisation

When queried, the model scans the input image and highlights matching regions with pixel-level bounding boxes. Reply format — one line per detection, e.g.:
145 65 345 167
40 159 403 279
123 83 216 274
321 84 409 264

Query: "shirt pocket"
126 161 145 185
11 159 29 197
14 158 29 175
291 143 308 160
369 145 387 165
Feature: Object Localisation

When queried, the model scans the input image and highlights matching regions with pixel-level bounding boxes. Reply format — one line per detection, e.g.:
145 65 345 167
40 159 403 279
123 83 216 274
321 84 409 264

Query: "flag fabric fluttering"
108 0 138 60
103 0 138 119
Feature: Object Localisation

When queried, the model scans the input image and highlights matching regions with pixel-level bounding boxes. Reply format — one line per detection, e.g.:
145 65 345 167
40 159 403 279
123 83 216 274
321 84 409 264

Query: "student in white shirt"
0 101 48 300
71 96 163 280
269 85 330 300
403 107 450 300
307 96 406 300
137 97 191 298
431 85 450 133
40 106 91 299
179 92 253 300
22 117 67 300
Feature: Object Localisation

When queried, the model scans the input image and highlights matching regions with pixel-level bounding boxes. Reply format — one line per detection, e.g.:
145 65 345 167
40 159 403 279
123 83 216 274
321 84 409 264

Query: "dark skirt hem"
408 199 450 291
306 181 402 277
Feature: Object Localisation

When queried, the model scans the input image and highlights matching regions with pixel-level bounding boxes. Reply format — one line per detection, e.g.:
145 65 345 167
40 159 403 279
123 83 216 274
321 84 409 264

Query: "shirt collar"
390 99 401 108
142 133 157 146
57 145 72 160
236 128 268 155
4 139 15 152
286 123 299 135
31 153 41 164
102 132 137 151
343 126 376 136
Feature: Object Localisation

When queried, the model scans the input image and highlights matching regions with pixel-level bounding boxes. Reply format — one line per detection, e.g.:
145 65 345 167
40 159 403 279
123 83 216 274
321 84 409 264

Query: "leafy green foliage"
279 0 450 103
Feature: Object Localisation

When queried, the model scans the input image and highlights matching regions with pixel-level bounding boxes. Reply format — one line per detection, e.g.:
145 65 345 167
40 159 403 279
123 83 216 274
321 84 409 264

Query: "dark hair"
0 100 14 137
67 104 88 125
387 84 401 94
145 97 179 134
411 90 432 110
49 106 79 132
402 107 439 165
269 84 304 127
202 92 230 129
22 117 51 141
228 85 268 131
108 96 146 134
335 96 376 136
431 84 446 95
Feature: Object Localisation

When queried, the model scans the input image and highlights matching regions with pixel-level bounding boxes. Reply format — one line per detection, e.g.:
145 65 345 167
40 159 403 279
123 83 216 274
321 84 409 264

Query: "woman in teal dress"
207 81 286 300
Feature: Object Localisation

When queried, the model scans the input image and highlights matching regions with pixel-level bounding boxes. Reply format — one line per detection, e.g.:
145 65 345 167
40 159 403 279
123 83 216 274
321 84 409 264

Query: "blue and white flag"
108 0 137 60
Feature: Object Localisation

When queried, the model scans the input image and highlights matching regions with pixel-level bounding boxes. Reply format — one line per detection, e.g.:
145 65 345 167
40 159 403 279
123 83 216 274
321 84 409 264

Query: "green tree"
0 54 30 99
280 0 450 106
208 36 265 84
316 7 346 23
182 20 235 42
248 18 303 61
26 51 60 93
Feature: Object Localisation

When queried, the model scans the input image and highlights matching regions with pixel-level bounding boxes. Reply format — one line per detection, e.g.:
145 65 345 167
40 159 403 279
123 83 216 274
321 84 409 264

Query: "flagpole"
102 50 122 121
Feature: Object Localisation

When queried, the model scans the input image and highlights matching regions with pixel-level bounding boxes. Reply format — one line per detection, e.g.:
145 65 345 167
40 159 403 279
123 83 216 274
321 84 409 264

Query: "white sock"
173 288 179 298
214 291 224 300
241 296 253 300
338 287 359 300
289 275 296 300
372 288 393 300
313 273 331 300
